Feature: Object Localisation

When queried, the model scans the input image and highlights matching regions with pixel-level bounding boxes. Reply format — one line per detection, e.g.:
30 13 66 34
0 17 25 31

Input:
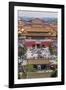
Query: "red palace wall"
24 41 52 47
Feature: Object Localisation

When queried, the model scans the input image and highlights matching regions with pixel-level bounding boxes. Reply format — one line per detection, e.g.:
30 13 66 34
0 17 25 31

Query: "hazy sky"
18 10 57 18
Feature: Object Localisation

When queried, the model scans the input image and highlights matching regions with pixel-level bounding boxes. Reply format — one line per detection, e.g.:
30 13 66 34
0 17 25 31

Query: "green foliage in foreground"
51 70 57 77
49 46 57 55
27 64 37 72
22 72 27 79
18 45 27 58
18 72 27 79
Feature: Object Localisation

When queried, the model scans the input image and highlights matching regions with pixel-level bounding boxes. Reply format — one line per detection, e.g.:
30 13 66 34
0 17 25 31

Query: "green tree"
51 70 57 77
27 64 37 72
18 45 27 58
